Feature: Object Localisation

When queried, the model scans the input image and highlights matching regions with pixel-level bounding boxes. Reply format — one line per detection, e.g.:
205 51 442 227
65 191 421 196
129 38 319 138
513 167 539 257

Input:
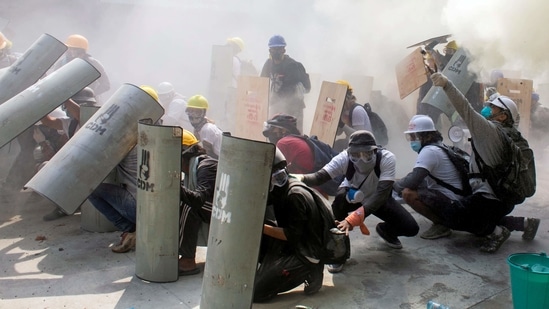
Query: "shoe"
523 218 541 241
327 263 344 273
420 224 452 240
304 263 324 295
375 223 402 249
43 208 68 221
178 258 200 276
480 226 510 253
111 231 136 253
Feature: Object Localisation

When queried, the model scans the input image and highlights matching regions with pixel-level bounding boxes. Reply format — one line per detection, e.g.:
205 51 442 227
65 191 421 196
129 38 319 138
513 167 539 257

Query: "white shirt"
197 122 223 158
415 145 463 200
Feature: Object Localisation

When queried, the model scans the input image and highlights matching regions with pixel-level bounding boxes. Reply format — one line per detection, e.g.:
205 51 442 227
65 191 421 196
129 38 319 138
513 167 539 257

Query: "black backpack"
288 182 350 264
350 103 389 146
291 135 344 196
422 144 472 196
471 125 536 205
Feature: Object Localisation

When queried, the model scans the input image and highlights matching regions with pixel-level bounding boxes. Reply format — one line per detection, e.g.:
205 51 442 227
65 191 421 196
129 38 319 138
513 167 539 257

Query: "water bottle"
427 300 450 309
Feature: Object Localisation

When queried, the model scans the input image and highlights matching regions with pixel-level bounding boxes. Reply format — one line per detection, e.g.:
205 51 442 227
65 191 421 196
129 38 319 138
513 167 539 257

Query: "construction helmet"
336 80 353 91
0 32 7 50
182 129 199 147
66 34 89 51
404 115 436 134
490 95 518 123
71 87 96 105
156 82 174 95
227 37 244 52
532 92 540 102
140 85 159 101
445 40 458 51
187 95 209 109
268 35 286 48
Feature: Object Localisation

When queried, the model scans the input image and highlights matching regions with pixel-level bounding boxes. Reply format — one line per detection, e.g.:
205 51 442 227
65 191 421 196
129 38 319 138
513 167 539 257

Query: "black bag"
363 103 389 146
424 144 472 196
288 183 350 264
472 125 536 205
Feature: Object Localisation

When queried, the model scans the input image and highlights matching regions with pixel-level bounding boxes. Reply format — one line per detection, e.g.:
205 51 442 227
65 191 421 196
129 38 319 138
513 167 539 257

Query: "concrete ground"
1 160 548 309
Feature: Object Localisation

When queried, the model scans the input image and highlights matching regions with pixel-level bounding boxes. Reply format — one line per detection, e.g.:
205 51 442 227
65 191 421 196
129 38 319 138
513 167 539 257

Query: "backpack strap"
425 144 468 196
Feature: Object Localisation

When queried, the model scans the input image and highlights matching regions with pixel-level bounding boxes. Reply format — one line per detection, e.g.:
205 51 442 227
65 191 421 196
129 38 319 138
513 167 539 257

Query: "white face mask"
354 155 376 174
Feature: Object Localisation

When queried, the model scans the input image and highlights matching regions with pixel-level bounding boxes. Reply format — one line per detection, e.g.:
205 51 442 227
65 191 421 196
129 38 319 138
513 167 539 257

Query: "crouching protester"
294 131 419 273
430 72 540 253
178 130 217 276
89 147 138 253
393 115 467 240
253 148 325 302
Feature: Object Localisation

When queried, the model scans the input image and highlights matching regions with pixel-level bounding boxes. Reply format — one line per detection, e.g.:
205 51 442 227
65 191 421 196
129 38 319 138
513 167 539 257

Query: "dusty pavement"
0 156 548 309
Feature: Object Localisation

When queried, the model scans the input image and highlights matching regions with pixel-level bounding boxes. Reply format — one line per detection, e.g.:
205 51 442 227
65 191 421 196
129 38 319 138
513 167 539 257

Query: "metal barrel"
0 33 67 104
79 105 117 233
200 135 275 309
0 58 101 149
135 122 182 283
421 48 476 120
25 84 164 215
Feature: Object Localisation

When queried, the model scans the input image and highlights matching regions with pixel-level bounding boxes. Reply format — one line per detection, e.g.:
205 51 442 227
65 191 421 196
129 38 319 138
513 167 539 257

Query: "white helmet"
490 95 518 123
156 82 174 95
404 115 436 134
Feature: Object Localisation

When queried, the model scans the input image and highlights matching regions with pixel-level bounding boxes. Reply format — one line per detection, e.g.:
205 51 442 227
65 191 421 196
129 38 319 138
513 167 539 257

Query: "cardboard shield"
0 58 100 149
421 48 476 120
396 47 428 99
135 122 182 283
25 84 164 215
496 78 533 136
309 81 347 146
0 33 67 105
200 135 274 309
233 76 270 141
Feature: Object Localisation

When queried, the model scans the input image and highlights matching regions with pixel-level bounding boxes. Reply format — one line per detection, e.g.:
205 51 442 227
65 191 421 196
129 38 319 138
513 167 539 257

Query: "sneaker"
304 263 324 295
420 224 452 240
111 231 136 253
480 226 510 253
43 208 68 221
327 263 344 273
523 218 541 241
375 223 402 249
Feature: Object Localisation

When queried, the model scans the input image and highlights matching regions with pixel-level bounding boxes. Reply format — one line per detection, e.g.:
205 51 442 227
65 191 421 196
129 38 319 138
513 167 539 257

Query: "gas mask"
270 168 288 192
186 109 206 128
269 47 285 62
348 150 376 174
346 187 365 204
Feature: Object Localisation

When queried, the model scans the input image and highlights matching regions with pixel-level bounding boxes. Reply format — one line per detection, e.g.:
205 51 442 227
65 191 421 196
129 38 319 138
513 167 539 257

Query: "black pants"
254 239 319 303
179 202 211 258
332 191 419 238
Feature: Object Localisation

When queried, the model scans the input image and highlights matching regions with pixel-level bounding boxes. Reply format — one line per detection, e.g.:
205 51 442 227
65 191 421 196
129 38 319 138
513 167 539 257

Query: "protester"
429 72 540 253
294 130 419 272
156 81 191 131
254 148 324 302
185 95 223 159
260 35 311 133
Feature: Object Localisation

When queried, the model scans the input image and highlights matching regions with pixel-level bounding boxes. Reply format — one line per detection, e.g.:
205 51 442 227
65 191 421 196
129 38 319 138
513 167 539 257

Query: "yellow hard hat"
187 95 209 109
336 80 353 91
66 34 89 51
0 32 7 49
445 40 458 50
182 129 199 147
227 37 244 52
140 85 159 101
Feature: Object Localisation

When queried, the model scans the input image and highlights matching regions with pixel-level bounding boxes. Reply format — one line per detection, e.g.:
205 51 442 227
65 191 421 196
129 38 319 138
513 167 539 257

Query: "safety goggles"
347 150 375 163
405 133 419 141
271 168 288 188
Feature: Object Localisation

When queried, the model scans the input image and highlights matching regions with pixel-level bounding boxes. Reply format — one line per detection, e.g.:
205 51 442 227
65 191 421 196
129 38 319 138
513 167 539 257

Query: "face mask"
354 156 376 174
270 169 288 191
480 106 492 119
346 187 365 204
410 141 422 153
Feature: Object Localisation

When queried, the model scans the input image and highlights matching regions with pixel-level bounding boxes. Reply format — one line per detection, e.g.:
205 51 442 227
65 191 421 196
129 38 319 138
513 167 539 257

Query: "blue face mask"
410 141 422 153
481 106 492 119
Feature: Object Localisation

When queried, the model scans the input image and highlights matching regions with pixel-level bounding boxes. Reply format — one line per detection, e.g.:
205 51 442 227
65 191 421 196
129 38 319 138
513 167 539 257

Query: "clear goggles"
347 150 375 163
405 133 419 141
271 168 288 188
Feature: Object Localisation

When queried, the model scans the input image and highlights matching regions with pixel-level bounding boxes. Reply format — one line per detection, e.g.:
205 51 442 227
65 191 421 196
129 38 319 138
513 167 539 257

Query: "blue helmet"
268 35 286 48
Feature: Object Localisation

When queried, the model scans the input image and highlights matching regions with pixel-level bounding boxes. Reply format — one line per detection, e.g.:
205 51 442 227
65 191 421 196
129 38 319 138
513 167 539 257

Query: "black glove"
338 119 344 129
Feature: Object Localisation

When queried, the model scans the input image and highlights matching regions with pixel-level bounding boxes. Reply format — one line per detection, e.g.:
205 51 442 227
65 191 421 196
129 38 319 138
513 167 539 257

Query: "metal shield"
0 33 67 104
421 48 476 120
25 84 164 215
0 58 100 148
135 122 182 283
200 135 274 309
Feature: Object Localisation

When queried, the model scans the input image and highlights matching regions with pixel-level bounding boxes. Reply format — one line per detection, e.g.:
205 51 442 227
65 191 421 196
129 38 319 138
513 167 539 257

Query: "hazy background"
2 0 548 176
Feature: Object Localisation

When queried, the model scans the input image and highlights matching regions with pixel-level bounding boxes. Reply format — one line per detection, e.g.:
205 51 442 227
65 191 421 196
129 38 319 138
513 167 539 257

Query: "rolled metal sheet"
0 33 67 104
200 135 274 309
0 58 101 148
421 48 476 119
25 84 164 215
135 122 182 283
